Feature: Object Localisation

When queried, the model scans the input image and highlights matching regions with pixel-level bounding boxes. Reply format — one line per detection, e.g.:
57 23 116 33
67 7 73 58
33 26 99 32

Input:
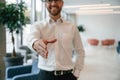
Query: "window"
5 0 42 52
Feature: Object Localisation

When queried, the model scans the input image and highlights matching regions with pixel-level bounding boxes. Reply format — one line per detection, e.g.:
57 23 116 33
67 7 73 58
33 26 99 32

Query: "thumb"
43 39 57 45
46 39 57 44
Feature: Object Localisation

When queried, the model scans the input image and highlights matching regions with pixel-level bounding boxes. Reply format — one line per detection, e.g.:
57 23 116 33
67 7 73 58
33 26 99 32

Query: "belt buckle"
54 70 63 76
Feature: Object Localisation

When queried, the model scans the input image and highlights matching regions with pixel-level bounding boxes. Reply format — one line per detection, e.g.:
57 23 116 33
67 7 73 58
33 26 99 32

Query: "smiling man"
28 0 85 80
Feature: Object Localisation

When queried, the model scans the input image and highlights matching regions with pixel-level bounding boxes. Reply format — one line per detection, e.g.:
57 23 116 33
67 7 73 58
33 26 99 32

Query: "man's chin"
50 13 59 16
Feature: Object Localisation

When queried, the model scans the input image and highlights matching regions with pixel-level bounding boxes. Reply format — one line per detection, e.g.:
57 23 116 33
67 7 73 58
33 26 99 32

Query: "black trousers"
38 69 77 80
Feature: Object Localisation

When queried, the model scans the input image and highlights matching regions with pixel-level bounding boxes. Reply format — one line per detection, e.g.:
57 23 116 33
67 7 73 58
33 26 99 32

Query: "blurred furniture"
101 39 115 46
117 41 120 54
6 59 40 80
88 38 99 46
19 46 33 63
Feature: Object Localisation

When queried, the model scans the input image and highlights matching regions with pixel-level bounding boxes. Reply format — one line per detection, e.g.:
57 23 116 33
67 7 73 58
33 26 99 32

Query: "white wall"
77 14 120 46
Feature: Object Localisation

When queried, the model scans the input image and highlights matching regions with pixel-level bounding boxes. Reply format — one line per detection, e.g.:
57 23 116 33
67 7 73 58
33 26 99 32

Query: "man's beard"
47 6 62 16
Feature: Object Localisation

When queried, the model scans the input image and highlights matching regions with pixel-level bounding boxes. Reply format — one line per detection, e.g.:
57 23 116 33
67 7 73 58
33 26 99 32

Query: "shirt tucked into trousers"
28 17 85 80
38 69 77 80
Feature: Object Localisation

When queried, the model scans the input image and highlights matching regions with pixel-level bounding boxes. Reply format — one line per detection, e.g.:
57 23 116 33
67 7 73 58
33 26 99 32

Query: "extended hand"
33 39 57 58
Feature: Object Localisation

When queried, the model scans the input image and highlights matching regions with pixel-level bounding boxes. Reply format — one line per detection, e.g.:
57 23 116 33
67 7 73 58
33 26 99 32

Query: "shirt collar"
47 17 63 24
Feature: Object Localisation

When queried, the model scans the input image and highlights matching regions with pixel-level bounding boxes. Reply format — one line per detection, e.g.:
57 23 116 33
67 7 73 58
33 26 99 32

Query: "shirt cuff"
73 69 80 78
28 39 38 52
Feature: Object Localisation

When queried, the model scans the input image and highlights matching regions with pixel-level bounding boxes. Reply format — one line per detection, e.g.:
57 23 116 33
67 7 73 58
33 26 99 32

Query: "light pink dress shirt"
28 17 85 77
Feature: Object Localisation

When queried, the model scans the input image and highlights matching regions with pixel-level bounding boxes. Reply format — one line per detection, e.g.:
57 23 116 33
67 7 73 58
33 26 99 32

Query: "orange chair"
88 39 99 46
101 39 115 46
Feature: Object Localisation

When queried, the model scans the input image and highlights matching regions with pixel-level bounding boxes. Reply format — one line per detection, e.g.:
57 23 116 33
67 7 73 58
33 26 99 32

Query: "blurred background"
0 0 120 80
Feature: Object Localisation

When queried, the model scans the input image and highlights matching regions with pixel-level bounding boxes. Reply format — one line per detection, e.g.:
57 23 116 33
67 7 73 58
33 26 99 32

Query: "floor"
25 45 120 80
79 46 120 80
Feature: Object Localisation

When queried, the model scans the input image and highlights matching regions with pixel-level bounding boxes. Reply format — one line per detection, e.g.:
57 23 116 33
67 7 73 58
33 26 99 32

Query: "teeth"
51 7 57 11
52 7 57 9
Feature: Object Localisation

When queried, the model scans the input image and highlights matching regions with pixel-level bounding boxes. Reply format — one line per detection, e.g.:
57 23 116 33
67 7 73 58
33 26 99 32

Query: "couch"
6 59 40 80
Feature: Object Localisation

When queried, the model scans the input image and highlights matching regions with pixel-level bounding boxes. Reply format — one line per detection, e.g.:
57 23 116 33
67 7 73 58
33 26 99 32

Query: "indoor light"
64 4 111 8
76 11 120 15
79 6 120 10
63 3 120 15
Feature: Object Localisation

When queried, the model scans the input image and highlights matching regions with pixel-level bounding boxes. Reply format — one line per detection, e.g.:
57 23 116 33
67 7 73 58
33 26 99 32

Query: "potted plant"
77 25 85 32
0 2 29 67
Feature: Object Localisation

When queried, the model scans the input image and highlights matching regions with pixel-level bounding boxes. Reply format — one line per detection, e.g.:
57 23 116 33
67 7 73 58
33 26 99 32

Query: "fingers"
38 49 48 58
39 40 47 50
33 40 47 51
33 40 48 58
33 39 57 58
43 39 57 58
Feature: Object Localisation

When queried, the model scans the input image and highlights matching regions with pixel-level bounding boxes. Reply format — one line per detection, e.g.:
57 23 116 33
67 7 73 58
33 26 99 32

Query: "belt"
40 69 73 76
53 69 73 76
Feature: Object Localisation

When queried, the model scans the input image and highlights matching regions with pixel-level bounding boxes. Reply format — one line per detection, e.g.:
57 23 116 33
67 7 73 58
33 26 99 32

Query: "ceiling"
62 0 120 15
63 0 120 5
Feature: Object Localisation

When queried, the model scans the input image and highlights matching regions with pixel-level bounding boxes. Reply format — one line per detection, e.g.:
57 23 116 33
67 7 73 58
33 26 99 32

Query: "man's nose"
50 1 58 6
51 0 57 2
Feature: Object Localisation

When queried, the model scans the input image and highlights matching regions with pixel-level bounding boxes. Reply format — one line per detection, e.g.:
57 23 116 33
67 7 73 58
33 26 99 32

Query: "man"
28 0 85 80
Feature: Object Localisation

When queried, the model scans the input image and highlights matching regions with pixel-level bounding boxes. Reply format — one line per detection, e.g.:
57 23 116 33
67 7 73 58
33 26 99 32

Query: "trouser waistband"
40 69 73 76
